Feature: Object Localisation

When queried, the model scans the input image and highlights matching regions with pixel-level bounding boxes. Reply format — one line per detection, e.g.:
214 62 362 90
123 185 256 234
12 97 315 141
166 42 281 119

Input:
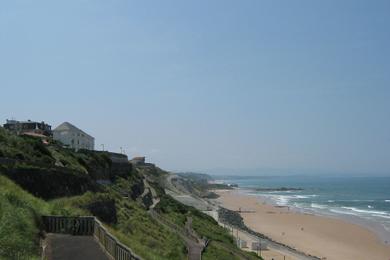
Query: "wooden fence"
42 216 141 260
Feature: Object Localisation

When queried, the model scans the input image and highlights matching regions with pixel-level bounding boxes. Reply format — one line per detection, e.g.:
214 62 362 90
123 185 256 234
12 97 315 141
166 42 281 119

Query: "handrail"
42 215 142 260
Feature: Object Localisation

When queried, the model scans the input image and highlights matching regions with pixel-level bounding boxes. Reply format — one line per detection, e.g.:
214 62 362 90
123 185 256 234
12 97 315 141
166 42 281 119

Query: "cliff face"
2 165 100 199
84 199 117 224
109 161 132 180
78 150 132 181
130 179 144 200
83 155 132 181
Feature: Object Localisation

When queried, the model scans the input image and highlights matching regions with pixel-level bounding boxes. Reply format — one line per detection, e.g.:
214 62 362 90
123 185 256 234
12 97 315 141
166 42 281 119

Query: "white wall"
53 129 94 151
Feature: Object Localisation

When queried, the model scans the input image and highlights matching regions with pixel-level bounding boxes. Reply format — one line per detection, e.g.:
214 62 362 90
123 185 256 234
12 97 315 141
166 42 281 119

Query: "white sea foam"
372 214 390 220
269 194 318 205
341 207 390 216
329 208 359 216
294 195 317 199
275 196 289 205
311 203 327 209
256 193 320 208
255 191 390 223
338 199 375 202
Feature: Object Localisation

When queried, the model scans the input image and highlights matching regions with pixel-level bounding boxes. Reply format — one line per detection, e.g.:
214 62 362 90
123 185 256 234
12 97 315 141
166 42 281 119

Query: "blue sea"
214 175 390 242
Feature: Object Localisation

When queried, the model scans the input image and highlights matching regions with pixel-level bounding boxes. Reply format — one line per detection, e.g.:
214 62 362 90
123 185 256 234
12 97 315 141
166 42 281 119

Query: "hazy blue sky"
1 1 389 175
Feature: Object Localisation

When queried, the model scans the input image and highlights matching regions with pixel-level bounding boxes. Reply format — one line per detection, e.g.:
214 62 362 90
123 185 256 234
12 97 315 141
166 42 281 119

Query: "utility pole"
259 237 262 257
120 147 123 154
101 144 105 151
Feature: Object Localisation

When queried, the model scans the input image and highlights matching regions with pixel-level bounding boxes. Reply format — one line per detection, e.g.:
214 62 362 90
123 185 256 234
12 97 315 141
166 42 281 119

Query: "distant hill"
176 172 213 182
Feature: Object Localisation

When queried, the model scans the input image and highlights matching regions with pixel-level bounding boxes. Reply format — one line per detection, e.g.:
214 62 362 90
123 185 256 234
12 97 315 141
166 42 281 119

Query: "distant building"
129 156 155 167
3 119 52 137
130 156 146 165
53 122 94 151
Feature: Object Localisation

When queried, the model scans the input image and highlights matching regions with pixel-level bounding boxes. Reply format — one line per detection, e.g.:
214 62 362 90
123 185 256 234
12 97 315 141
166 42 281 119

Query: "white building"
53 122 94 151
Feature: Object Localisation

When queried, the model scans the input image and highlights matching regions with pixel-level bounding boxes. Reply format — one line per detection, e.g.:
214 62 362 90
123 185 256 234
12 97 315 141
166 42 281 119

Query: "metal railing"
42 215 142 260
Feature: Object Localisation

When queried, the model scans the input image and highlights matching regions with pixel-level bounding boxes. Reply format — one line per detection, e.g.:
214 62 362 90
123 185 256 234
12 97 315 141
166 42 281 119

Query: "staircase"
41 216 141 260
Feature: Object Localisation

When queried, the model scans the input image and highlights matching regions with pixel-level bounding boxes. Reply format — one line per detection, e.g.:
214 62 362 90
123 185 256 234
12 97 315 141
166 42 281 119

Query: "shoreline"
235 188 390 245
214 189 390 260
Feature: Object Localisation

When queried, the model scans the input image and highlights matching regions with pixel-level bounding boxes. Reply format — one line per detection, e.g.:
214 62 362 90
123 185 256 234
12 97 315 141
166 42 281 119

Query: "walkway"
45 234 109 260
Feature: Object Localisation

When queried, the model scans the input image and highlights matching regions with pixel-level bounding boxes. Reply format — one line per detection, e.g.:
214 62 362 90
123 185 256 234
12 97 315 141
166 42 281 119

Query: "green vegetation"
50 190 187 260
0 174 88 259
0 127 54 165
0 127 111 175
203 242 241 260
0 128 260 259
156 195 233 243
0 175 47 259
113 199 186 260
156 195 261 260
0 174 186 260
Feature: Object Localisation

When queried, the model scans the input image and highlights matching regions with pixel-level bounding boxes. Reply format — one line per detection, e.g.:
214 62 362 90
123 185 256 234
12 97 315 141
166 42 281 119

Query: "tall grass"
0 175 49 259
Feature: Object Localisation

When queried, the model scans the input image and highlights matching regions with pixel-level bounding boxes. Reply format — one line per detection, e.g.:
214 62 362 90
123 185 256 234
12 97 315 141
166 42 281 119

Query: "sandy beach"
215 190 390 260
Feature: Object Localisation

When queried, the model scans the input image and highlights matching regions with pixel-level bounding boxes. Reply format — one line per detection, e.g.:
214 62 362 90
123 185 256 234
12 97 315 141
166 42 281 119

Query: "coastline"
238 187 390 245
214 189 390 260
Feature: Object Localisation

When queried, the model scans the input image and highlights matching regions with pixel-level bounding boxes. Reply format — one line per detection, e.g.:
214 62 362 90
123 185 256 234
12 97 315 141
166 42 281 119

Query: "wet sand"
215 190 390 260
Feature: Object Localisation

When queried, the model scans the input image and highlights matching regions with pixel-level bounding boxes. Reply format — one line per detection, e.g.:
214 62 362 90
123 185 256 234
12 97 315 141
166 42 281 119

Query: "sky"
1 1 389 175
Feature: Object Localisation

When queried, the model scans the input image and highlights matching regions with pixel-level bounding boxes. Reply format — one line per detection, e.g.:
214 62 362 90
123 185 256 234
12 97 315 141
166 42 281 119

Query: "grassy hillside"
52 190 187 260
0 175 48 259
0 128 261 259
0 126 111 175
0 175 85 259
0 174 187 260
156 195 261 260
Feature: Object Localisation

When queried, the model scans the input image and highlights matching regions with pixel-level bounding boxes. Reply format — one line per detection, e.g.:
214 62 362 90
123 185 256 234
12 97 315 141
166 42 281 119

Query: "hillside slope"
0 127 261 260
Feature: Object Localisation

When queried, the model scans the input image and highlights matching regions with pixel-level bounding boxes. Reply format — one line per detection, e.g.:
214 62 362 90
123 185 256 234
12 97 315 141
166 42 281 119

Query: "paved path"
46 234 109 260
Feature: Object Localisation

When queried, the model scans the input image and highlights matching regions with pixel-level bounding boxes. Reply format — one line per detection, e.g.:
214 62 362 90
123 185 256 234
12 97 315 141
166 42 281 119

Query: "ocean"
214 175 390 242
